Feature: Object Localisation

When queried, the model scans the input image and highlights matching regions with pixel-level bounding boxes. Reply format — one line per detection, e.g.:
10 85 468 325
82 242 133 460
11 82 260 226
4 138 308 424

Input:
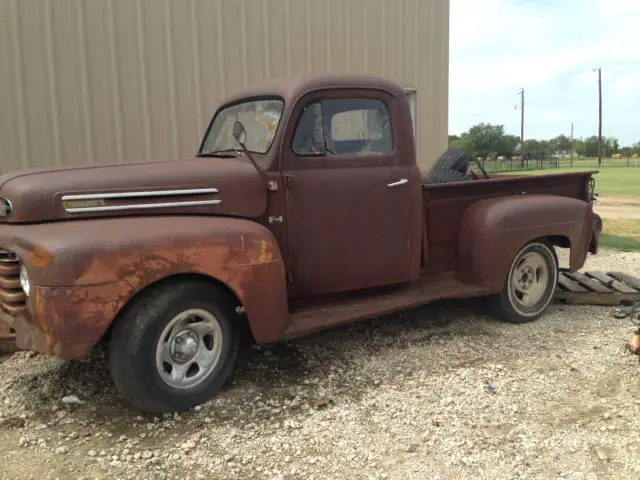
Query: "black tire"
431 149 470 174
421 166 473 185
108 280 240 413
594 213 603 233
487 240 559 324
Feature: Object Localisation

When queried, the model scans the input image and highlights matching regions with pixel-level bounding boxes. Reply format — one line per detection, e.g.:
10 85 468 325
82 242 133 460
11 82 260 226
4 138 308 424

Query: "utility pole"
570 121 574 142
570 121 574 167
594 67 603 167
520 88 525 168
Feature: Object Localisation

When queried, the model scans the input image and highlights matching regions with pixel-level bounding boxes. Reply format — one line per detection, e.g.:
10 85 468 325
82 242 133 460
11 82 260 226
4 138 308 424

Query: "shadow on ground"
4 298 496 429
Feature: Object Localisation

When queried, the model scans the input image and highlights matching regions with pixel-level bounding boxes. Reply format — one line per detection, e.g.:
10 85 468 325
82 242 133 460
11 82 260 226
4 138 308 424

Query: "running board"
284 272 488 340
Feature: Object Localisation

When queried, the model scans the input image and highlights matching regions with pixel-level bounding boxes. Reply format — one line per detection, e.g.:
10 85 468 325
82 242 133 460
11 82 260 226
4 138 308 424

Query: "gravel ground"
2 249 640 480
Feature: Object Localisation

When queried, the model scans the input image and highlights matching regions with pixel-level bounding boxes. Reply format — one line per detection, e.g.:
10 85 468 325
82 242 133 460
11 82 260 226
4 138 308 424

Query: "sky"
449 0 640 146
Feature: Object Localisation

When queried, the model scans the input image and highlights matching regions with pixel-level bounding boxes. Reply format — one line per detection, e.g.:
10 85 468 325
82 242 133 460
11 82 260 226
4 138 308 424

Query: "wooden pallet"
554 271 640 306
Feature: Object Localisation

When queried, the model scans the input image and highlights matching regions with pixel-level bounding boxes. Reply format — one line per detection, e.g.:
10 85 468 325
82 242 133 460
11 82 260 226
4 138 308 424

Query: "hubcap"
171 331 199 362
155 308 223 390
509 251 550 313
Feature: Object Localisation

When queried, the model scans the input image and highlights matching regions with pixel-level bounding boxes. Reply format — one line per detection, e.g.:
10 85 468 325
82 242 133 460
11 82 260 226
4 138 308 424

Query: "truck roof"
220 73 407 107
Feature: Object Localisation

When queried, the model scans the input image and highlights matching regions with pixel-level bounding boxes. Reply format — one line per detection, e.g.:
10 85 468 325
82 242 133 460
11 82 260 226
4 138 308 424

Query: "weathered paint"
0 156 267 223
0 216 289 358
456 194 593 290
26 245 53 267
0 75 599 362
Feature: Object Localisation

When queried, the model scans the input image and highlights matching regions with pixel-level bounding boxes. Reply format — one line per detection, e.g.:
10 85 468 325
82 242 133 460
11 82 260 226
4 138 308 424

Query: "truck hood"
0 157 267 223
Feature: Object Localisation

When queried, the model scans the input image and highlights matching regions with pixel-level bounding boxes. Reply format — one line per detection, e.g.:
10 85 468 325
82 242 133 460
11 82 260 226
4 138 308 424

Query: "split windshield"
200 99 284 155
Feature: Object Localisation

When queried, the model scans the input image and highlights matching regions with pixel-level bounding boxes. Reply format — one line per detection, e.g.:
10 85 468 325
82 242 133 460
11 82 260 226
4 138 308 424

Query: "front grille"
0 249 25 314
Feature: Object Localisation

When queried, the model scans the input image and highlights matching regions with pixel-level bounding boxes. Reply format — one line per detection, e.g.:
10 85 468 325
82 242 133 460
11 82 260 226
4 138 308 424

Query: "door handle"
387 178 408 188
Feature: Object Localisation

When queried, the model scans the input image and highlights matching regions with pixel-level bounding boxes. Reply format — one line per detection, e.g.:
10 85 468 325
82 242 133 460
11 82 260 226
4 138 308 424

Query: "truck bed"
421 170 596 274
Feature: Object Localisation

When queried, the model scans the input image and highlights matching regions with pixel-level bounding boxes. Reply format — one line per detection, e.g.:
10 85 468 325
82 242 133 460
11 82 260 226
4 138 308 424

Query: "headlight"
0 197 12 218
20 264 30 296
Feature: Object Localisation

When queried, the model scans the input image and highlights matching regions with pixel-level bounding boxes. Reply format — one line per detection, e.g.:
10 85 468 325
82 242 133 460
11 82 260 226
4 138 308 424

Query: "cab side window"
292 98 393 157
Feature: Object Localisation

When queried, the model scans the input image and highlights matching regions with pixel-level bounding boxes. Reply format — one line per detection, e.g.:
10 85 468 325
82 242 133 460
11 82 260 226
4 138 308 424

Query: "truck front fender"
456 194 593 291
2 216 289 359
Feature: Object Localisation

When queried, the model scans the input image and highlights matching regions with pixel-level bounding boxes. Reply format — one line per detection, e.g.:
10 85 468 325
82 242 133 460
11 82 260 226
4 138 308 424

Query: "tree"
523 139 552 159
619 146 634 157
447 125 627 161
573 139 586 157
603 137 619 157
465 123 507 158
500 135 520 157
583 136 600 157
549 134 572 153
448 134 474 158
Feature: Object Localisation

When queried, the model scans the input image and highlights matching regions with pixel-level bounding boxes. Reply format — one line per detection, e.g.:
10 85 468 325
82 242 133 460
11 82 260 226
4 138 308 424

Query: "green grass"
599 233 640 251
517 167 640 196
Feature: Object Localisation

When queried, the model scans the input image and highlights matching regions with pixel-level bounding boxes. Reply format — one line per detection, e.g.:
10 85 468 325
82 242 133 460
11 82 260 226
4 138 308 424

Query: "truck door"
282 91 419 298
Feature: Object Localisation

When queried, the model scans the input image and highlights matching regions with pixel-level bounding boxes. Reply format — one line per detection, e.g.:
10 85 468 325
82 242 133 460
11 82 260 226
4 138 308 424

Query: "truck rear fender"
456 194 593 291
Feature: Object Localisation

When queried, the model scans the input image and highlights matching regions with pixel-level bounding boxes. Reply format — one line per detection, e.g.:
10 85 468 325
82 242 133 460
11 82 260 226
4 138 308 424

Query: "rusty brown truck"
0 75 600 412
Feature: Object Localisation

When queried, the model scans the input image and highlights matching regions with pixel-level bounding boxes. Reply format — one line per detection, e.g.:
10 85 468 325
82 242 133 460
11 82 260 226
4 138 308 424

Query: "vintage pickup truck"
0 74 600 412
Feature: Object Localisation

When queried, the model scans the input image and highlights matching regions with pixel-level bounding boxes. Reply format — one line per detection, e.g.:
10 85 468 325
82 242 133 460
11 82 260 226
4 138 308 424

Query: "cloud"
449 0 640 145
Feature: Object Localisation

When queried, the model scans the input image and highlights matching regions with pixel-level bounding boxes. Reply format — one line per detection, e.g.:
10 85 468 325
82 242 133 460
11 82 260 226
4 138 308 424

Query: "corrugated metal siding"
0 0 449 172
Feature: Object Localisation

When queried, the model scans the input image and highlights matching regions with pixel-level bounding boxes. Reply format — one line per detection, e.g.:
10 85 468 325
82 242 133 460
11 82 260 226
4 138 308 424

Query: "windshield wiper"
198 148 243 157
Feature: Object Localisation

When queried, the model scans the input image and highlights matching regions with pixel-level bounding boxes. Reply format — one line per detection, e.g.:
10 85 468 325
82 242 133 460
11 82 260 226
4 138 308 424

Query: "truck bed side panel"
422 172 592 274
456 194 593 291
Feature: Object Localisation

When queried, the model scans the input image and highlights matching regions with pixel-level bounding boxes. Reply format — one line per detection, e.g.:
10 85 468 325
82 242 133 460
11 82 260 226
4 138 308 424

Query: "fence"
482 156 640 173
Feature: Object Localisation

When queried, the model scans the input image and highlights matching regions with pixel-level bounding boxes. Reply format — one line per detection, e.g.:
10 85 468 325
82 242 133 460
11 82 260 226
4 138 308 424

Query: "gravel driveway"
2 249 640 480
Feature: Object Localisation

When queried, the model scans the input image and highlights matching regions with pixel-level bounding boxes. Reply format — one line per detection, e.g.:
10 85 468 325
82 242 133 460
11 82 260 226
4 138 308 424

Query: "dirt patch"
595 195 640 237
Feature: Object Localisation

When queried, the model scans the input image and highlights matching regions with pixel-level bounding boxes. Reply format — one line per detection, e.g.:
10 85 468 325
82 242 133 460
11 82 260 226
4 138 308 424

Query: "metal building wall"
0 0 449 173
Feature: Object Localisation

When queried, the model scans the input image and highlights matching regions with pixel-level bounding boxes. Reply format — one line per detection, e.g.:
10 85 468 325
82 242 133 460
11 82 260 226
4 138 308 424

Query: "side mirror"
229 119 267 185
232 121 246 144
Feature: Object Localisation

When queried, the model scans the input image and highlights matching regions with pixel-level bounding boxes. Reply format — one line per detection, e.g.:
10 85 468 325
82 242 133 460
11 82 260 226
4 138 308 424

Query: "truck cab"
0 74 599 413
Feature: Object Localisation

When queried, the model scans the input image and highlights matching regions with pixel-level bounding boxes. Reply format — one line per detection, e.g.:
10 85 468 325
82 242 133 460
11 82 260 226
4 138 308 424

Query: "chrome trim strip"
61 188 219 201
387 178 408 188
65 199 222 214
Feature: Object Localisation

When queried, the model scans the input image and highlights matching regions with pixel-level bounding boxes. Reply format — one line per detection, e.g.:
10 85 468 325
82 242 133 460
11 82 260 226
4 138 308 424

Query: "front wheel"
108 280 240 413
487 240 559 324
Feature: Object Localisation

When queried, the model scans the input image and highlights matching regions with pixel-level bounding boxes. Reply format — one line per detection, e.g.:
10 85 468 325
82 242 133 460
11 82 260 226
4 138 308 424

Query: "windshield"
200 99 284 155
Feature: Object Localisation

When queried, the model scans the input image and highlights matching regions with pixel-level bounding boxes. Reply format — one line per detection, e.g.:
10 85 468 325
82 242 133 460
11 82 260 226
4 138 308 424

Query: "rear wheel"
108 280 240 413
488 240 559 324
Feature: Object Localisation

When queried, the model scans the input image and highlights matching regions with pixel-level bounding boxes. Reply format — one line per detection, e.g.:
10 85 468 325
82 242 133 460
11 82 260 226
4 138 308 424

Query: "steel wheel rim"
508 251 550 315
155 308 223 390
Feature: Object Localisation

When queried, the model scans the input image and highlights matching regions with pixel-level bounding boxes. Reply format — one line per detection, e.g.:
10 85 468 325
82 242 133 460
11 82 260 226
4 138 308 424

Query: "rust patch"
2 216 289 358
13 281 133 360
259 239 273 263
26 245 53 267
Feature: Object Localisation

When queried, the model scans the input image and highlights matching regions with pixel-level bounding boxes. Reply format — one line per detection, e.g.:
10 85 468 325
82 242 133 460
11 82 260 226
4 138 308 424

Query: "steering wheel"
474 157 490 179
